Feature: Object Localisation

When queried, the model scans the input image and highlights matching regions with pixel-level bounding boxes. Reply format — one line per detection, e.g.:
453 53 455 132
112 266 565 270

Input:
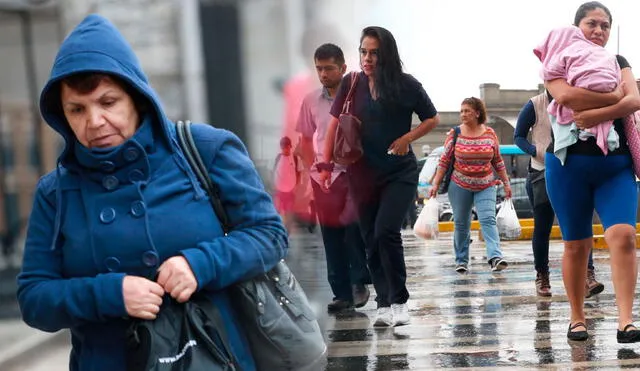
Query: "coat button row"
103 250 158 271
100 202 147 223
102 171 147 189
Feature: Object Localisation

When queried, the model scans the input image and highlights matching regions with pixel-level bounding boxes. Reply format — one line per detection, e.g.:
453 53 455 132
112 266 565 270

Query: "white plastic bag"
496 198 521 240
413 198 440 240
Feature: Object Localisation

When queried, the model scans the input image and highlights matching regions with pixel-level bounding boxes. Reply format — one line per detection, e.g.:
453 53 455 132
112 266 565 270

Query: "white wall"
238 0 290 164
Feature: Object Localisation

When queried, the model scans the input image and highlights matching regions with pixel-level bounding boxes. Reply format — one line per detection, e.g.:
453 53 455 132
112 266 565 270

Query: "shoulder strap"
341 71 359 114
452 126 461 145
176 121 231 235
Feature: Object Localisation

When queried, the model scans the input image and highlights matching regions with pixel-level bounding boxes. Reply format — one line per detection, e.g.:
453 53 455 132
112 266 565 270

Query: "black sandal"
567 322 589 341
617 324 640 343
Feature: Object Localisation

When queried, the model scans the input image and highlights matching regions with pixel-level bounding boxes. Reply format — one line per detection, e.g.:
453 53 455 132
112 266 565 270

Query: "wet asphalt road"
290 229 640 370
8 229 640 370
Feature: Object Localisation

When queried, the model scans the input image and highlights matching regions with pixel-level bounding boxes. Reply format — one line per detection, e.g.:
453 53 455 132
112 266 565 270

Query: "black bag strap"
176 121 231 235
445 126 461 166
437 126 461 195
452 125 461 145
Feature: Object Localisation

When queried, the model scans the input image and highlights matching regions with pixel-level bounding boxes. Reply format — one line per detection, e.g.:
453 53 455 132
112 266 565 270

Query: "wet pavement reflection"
286 230 640 370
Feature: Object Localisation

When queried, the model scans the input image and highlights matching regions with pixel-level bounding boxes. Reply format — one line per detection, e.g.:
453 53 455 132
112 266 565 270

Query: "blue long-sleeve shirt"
514 100 538 157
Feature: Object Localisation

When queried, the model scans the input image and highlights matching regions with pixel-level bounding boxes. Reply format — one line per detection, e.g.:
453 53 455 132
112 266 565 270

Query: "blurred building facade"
0 0 210 264
0 0 542 268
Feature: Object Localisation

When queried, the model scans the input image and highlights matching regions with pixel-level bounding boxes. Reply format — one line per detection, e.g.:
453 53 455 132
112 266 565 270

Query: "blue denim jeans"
448 181 503 265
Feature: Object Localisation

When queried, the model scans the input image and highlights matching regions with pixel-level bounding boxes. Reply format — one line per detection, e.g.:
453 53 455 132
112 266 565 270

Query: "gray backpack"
176 121 327 371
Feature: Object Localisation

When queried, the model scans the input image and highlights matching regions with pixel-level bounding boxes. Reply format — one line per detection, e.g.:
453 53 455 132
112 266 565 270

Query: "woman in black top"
544 1 640 342
321 26 440 327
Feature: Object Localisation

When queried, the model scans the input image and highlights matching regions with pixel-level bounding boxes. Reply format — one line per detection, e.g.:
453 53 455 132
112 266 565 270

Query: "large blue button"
99 208 116 224
124 147 140 162
129 169 145 182
131 201 146 217
102 176 119 190
104 257 120 272
142 250 159 267
100 161 115 173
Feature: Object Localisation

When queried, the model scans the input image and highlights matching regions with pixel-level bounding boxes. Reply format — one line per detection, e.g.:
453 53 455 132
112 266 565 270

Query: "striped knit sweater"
438 127 509 191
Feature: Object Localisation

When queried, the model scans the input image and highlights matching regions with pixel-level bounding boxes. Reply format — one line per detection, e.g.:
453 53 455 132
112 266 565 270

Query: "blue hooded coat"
16 14 288 371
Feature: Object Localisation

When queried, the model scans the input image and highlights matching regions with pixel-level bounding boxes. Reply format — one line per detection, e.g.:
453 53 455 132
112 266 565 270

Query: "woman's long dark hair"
360 26 403 104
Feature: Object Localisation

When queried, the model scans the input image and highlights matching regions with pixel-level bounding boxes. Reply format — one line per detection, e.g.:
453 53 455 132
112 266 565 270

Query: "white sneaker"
392 303 410 326
373 307 393 327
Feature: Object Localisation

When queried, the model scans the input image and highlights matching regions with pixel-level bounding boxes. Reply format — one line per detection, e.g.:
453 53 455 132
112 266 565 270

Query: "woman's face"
460 104 479 125
577 8 611 47
359 36 379 77
61 77 140 149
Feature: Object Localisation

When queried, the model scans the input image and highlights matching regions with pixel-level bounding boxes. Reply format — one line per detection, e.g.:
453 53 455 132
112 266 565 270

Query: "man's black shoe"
352 285 370 308
327 299 354 313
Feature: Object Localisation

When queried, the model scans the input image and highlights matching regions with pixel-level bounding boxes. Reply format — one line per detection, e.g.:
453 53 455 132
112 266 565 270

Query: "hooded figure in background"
16 14 287 370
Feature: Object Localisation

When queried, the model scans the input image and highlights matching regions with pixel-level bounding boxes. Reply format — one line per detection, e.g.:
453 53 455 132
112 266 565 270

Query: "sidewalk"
0 319 67 370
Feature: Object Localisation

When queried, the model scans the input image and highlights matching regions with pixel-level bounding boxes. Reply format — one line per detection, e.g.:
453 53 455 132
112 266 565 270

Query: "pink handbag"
623 111 640 178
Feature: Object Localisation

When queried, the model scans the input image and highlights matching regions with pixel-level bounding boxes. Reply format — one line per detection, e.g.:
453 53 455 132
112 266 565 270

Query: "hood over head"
40 14 174 161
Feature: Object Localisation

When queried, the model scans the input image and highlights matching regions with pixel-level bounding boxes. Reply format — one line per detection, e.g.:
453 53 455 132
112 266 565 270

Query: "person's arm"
514 100 537 156
545 78 624 111
404 115 440 144
299 137 314 169
323 117 339 164
491 132 511 189
179 128 288 291
389 76 440 154
573 66 640 128
295 155 303 186
295 96 317 168
17 176 130 332
323 73 352 164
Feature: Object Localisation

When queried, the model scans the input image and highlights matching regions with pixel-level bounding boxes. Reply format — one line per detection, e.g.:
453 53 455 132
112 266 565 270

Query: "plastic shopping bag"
413 198 440 240
496 198 521 240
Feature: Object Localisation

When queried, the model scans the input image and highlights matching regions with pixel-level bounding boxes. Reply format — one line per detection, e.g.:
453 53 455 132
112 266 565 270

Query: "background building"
0 0 541 275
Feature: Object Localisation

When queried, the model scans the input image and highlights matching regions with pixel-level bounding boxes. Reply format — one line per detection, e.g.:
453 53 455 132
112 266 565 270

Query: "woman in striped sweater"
429 97 511 272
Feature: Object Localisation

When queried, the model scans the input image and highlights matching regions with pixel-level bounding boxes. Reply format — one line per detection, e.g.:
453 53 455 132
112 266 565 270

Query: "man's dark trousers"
311 173 370 302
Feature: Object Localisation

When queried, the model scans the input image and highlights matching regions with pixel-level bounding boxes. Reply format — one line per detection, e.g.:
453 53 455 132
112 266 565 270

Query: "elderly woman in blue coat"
16 14 287 371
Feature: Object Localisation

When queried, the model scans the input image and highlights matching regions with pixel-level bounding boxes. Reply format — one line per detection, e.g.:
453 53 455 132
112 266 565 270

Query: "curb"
0 329 68 370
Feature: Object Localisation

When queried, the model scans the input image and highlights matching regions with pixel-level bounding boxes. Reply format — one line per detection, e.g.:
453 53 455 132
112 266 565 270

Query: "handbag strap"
452 126 460 145
341 71 359 114
176 121 231 235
